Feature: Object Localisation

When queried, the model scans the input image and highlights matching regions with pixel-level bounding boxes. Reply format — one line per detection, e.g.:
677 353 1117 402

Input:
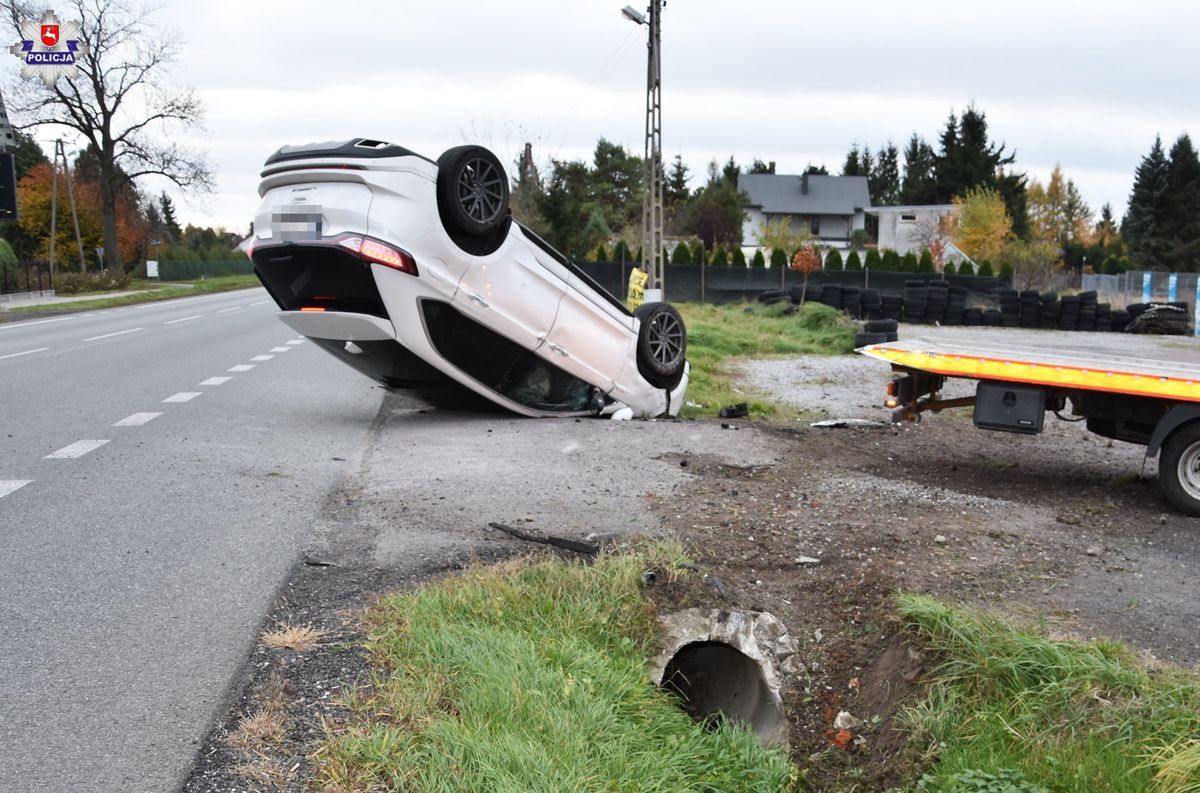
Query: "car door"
452 238 566 353
542 272 637 394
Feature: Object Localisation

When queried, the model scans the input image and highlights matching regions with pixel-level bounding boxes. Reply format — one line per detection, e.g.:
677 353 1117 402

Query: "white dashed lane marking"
45 440 109 459
84 327 143 342
0 316 76 332
286 339 304 345
251 355 274 362
0 480 33 499
216 307 243 314
113 412 162 427
269 347 291 353
0 347 49 361
228 364 254 372
199 376 231 386
164 314 204 325
250 300 271 306
162 392 202 403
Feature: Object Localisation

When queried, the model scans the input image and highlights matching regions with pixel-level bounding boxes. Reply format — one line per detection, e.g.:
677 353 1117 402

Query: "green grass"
315 547 798 792
897 594 1200 792
676 301 856 418
0 274 260 316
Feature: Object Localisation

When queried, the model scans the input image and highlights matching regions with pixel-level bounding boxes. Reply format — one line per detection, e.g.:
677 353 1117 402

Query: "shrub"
54 269 133 295
825 249 844 270
864 248 882 270
1102 255 1126 275
977 260 995 276
612 240 632 263
901 251 919 272
710 244 728 267
670 243 691 265
593 243 610 263
731 247 746 267
918 248 935 272
999 262 1014 279
770 247 787 268
881 248 901 271
849 228 871 249
943 261 958 275
916 254 935 274
845 250 863 271
691 241 706 265
751 249 766 268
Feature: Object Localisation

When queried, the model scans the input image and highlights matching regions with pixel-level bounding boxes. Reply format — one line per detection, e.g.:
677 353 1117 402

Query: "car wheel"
437 145 510 240
634 302 687 389
1160 422 1200 516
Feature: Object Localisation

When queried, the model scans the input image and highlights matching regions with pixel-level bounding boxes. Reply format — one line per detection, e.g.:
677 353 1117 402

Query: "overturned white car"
248 139 688 417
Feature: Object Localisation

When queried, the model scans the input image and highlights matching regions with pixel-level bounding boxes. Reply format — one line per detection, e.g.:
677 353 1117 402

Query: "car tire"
436 145 510 251
854 331 888 347
1160 421 1200 516
634 302 687 388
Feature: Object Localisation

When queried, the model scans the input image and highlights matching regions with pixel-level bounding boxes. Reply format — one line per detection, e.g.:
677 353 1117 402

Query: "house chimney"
801 173 809 195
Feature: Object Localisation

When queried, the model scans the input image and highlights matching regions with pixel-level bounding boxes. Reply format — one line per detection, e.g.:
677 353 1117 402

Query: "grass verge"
314 547 798 792
897 594 1200 792
0 274 260 316
676 301 856 418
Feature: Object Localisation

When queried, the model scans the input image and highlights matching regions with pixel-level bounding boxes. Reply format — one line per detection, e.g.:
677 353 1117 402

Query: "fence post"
700 257 705 303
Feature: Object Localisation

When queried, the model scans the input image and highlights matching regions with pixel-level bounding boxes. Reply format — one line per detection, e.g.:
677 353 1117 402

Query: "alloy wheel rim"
456 158 504 223
1178 442 1200 501
648 313 684 366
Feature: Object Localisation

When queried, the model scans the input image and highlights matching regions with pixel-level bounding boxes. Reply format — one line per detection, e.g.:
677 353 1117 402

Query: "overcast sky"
27 0 1200 233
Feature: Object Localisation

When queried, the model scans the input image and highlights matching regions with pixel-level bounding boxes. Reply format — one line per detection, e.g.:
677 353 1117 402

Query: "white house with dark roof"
738 172 871 251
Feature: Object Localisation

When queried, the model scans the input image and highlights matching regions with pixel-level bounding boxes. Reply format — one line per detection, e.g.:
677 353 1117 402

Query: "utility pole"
48 139 86 277
623 2 665 296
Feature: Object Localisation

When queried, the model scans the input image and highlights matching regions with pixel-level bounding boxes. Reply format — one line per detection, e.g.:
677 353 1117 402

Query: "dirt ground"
185 329 1200 792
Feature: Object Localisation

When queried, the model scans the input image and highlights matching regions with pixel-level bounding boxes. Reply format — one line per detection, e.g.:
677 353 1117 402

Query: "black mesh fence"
0 260 52 295
574 261 1011 305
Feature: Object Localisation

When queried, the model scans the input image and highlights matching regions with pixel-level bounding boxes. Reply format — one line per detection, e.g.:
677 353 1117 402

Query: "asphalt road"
0 288 382 791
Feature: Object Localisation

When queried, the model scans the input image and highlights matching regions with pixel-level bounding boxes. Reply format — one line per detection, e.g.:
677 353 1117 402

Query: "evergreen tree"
918 248 935 272
12 131 48 179
711 244 728 267
612 239 632 263
845 249 862 271
999 261 1014 279
159 192 182 242
864 248 882 270
916 254 934 274
692 240 706 265
1101 255 1125 274
665 154 691 205
978 260 995 277
872 142 901 205
748 159 775 174
900 134 938 205
594 243 610 262
770 247 787 268
942 260 957 275
882 249 901 271
1163 133 1200 271
842 144 863 176
825 249 844 270
671 243 691 265
1123 136 1171 270
751 249 766 268
732 247 746 267
902 251 919 271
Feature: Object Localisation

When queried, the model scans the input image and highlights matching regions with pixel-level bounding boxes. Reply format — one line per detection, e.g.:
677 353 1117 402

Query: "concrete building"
868 204 957 256
739 172 870 252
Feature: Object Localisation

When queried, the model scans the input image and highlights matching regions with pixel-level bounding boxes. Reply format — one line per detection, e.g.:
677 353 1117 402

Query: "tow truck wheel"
1159 422 1200 516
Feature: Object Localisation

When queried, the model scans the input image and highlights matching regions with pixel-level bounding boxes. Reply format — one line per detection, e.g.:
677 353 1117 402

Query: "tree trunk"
98 159 122 271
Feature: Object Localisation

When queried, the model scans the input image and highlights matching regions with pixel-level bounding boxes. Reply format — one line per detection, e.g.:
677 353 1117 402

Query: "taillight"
360 239 417 275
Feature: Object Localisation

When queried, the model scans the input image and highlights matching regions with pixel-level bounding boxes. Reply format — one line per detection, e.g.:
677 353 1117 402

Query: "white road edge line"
199 376 231 386
0 316 77 332
45 440 109 459
164 314 204 325
84 327 143 342
0 480 33 498
113 412 162 427
162 392 202 403
250 354 274 361
0 347 49 361
228 364 254 372
216 306 243 314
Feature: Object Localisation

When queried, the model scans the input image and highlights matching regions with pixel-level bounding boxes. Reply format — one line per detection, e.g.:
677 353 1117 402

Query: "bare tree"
3 0 212 269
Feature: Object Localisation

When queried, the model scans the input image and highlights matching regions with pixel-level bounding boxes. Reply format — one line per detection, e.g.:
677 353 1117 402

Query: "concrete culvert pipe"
650 608 794 749
662 641 783 739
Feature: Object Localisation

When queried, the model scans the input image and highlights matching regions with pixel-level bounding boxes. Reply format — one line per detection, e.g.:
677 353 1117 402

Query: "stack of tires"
854 318 900 347
842 286 862 319
924 281 949 324
1077 291 1098 331
1039 293 1061 329
1019 290 1041 328
1058 294 1080 330
983 308 1002 326
944 286 968 326
1112 307 1131 329
903 280 926 324
1095 302 1113 332
861 288 883 320
822 284 843 311
998 288 1021 327
881 293 903 321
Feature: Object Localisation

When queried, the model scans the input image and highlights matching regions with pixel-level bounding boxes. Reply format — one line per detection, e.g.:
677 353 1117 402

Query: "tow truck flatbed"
857 328 1200 515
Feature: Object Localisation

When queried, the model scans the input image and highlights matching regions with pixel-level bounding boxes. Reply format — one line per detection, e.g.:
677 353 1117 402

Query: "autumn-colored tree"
755 216 810 255
948 187 1015 262
1027 165 1094 248
791 246 821 305
15 163 147 269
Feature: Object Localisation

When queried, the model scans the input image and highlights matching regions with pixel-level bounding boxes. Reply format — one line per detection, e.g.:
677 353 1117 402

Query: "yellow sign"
627 266 648 307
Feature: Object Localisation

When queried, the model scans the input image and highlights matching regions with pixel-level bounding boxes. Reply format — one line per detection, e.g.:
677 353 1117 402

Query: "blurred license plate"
272 205 323 241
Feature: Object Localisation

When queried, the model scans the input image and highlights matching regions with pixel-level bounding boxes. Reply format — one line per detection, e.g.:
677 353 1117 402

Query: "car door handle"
547 342 569 357
464 290 489 308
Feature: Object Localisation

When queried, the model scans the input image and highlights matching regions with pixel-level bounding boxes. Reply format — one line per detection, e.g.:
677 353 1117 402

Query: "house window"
900 213 917 223
809 216 820 236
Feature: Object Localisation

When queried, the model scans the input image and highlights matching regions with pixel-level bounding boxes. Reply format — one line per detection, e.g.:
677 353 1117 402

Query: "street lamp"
622 1 664 297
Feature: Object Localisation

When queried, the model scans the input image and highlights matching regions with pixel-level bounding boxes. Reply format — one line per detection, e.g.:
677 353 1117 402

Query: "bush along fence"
574 260 1011 305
